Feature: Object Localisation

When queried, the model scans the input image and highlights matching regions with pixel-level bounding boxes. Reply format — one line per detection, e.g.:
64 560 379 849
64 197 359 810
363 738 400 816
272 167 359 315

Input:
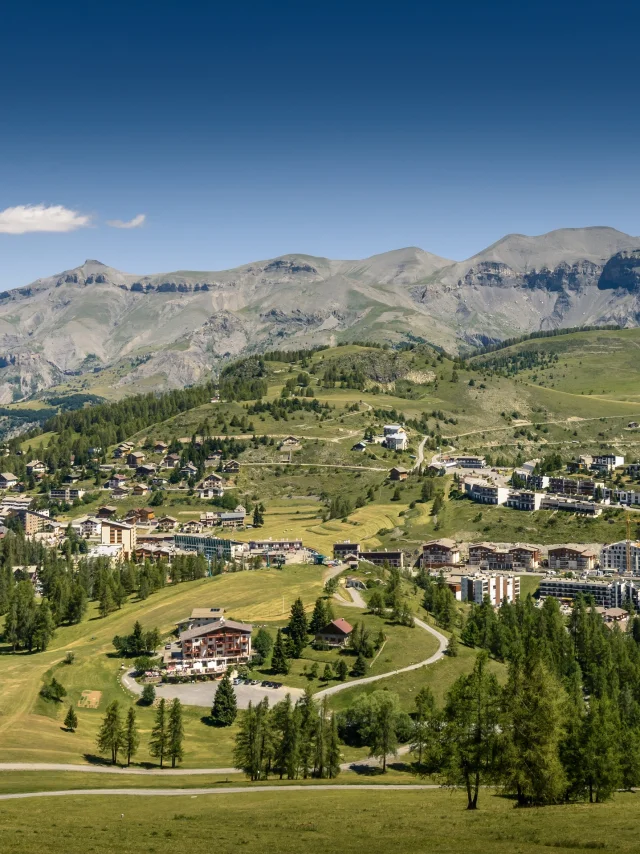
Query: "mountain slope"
2 228 640 401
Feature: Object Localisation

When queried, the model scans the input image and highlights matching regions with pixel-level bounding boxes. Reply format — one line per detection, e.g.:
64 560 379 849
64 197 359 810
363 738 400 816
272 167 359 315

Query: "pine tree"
99 584 115 618
33 600 55 651
296 687 317 779
447 632 459 657
211 673 237 726
352 652 367 677
234 701 261 780
580 695 621 803
309 598 327 634
322 664 333 682
287 597 308 657
272 694 300 779
123 706 139 766
326 713 341 778
336 658 348 680
167 698 184 768
64 704 78 732
149 697 168 768
96 700 123 764
271 629 289 675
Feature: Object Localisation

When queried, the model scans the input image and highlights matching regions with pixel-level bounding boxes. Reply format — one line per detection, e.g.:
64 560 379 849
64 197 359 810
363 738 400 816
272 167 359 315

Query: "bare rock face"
3 228 640 399
598 250 640 292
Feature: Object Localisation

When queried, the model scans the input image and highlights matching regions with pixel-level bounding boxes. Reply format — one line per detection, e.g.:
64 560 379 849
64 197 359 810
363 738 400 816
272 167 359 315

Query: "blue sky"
0 0 638 288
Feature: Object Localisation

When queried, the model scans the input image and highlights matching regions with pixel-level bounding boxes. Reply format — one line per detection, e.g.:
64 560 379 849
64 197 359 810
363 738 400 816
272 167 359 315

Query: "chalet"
110 486 130 500
216 510 246 529
127 451 145 467
180 463 199 478
105 474 128 489
183 519 205 533
422 538 460 567
389 466 409 482
154 441 169 454
26 460 46 477
201 473 224 488
162 453 181 469
178 617 252 670
132 483 150 496
77 516 101 538
137 463 157 477
114 442 134 459
384 431 408 452
97 505 118 519
223 459 240 474
351 441 368 452
63 472 81 484
198 486 224 499
315 618 353 648
151 477 169 488
0 472 19 490
126 507 155 524
157 515 178 530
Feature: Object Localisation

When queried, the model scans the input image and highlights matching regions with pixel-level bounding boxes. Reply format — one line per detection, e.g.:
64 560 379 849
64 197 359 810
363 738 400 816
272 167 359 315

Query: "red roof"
319 618 353 636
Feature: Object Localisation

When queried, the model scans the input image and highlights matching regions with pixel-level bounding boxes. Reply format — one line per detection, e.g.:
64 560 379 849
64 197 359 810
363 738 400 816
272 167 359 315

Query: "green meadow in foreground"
1 788 637 854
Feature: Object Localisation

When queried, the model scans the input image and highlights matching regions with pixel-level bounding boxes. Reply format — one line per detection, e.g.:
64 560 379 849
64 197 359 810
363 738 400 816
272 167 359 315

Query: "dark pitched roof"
179 618 252 642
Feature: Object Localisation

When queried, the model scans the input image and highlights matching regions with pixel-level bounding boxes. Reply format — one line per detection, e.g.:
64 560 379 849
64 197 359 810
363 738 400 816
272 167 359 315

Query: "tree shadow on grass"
200 715 231 728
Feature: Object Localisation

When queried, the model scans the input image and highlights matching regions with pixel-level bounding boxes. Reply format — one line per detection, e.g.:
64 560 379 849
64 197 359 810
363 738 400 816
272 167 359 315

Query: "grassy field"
3 787 639 854
0 566 326 767
246 603 441 692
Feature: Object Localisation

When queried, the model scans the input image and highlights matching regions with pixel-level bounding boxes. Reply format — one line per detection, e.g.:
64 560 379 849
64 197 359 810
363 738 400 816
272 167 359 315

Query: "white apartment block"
506 490 544 511
460 573 520 606
592 454 625 472
464 478 509 505
600 541 640 574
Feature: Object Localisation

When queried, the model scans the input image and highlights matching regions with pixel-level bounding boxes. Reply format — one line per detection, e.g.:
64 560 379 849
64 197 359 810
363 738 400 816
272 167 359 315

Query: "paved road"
314 616 448 699
335 585 367 609
413 436 427 471
0 783 439 801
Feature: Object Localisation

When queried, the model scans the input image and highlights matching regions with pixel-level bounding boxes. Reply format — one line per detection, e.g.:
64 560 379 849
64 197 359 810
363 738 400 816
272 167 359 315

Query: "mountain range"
1 225 640 403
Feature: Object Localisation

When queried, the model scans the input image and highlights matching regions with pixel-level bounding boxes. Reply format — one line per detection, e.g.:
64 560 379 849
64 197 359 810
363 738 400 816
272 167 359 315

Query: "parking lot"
153 678 305 709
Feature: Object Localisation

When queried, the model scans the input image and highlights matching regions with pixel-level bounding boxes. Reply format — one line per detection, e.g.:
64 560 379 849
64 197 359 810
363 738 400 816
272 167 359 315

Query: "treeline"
219 357 268 401
0 541 213 653
262 345 329 364
472 324 622 357
234 689 340 780
479 349 559 377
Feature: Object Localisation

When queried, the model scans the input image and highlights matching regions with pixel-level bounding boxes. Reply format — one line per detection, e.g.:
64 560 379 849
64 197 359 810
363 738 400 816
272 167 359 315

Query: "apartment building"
547 545 597 572
506 490 544 511
422 538 461 567
549 477 602 498
542 495 603 516
101 520 137 559
463 478 509 505
174 534 248 562
591 453 625 472
454 455 487 468
460 573 520 606
468 543 514 571
600 541 640 574
359 549 404 568
539 577 637 609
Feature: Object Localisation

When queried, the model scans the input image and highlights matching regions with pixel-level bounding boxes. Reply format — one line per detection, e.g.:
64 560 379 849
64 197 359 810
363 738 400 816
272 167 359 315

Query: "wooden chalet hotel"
171 616 253 675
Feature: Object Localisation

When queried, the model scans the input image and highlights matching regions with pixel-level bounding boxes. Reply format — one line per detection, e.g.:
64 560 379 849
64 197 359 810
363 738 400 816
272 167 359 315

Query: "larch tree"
96 700 123 765
124 706 140 767
167 698 185 768
149 697 169 768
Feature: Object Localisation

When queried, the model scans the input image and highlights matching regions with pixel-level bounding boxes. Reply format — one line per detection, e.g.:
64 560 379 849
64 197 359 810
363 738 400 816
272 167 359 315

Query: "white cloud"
107 213 146 229
0 203 91 234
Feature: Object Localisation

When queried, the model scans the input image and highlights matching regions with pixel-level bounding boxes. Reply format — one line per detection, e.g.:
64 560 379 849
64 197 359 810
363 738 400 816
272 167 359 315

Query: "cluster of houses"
352 424 409 453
